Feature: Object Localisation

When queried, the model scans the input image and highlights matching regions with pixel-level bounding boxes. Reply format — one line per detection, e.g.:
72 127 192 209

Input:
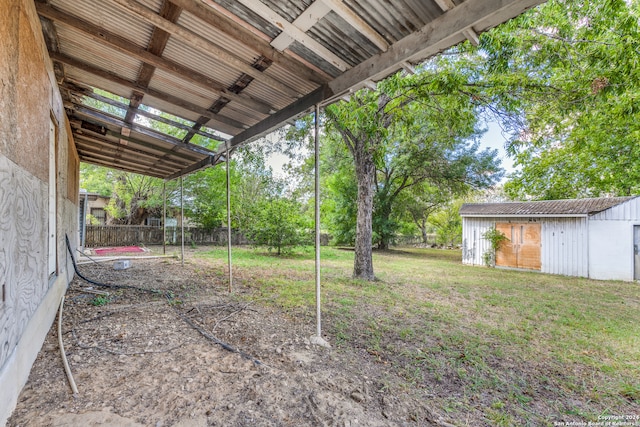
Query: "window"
91 208 106 225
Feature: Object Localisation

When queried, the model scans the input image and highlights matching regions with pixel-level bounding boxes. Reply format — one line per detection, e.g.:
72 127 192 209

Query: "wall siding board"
541 217 587 277
591 197 640 221
0 0 78 423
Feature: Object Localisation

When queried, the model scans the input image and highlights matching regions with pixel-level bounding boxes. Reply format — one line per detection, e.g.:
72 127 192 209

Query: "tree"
323 70 502 280
472 0 640 199
429 199 464 247
245 196 310 255
398 183 451 244
105 173 171 225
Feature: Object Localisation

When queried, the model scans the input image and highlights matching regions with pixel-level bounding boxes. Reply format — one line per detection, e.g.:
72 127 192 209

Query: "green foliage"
245 196 310 255
473 0 640 199
90 295 111 306
482 226 508 267
79 164 116 197
309 69 503 253
429 200 464 247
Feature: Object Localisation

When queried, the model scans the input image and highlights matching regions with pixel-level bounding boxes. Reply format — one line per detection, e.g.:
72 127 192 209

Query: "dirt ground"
7 256 448 427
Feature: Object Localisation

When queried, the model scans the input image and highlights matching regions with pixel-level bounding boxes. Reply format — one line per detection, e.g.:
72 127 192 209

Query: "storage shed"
460 196 640 281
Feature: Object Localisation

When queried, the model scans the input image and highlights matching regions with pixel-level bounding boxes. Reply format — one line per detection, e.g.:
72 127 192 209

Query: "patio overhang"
37 0 545 179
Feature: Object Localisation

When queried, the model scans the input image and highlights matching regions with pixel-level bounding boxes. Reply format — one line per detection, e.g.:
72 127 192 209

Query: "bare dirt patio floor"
7 256 443 427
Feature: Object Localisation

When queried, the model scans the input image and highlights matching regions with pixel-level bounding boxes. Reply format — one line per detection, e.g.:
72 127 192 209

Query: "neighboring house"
83 191 111 225
460 196 640 281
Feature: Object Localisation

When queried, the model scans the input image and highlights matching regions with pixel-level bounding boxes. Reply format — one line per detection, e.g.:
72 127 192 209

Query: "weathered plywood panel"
15 5 51 182
496 222 518 268
519 223 541 270
0 155 48 371
495 222 541 270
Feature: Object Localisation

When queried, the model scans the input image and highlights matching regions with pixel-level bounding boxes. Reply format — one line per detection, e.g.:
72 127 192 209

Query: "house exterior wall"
462 216 589 277
588 198 640 281
0 0 79 424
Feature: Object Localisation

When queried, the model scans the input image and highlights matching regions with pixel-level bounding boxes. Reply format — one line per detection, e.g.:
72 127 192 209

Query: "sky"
265 119 517 180
481 120 516 176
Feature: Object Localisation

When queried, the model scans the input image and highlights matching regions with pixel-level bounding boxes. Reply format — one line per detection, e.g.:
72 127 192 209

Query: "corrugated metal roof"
36 0 544 178
460 197 638 217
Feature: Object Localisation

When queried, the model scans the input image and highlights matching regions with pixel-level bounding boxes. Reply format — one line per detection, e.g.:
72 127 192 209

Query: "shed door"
495 223 541 270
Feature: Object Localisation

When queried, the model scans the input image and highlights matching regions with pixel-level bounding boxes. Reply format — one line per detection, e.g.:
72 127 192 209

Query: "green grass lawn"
193 246 640 426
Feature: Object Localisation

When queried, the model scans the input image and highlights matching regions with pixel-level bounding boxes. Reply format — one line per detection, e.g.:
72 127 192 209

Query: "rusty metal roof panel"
56 26 143 82
147 69 222 108
460 197 638 217
161 38 242 89
210 0 282 39
63 69 134 102
50 0 158 49
308 11 380 67
39 0 544 178
263 62 320 96
177 10 262 65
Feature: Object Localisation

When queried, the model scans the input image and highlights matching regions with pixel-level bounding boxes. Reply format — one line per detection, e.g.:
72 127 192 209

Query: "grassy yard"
193 246 640 426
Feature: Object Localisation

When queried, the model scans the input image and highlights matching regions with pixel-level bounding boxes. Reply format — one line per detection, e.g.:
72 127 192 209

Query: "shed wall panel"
541 217 588 277
590 197 640 221
461 217 514 266
589 220 635 281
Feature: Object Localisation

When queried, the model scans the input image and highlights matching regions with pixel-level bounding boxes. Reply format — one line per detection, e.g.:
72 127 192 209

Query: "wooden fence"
85 226 248 247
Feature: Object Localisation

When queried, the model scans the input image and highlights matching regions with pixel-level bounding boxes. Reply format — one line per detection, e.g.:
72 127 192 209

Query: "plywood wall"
0 0 78 405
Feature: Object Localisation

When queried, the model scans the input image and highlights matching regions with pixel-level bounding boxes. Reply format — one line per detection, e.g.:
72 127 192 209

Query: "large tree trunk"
353 144 376 280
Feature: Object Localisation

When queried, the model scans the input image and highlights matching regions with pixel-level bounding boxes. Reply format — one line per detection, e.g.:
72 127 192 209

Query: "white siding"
463 216 589 277
541 218 588 277
588 220 634 281
588 197 640 281
461 217 495 266
591 197 640 221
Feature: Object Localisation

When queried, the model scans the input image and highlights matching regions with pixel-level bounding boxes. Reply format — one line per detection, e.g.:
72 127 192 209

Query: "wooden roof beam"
52 53 246 133
170 0 330 84
125 0 183 124
434 0 481 46
235 0 350 72
36 3 275 115
110 0 301 99
67 87 226 142
74 133 191 168
68 104 215 157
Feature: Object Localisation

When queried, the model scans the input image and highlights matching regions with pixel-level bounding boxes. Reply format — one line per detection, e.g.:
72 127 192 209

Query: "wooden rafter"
182 55 273 144
110 0 301 98
36 3 275 115
124 0 183 124
53 53 246 133
433 0 481 46
236 0 350 72
172 0 330 83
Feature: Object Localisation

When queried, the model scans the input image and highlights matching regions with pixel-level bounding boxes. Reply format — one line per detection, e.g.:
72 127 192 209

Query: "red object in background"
94 246 145 256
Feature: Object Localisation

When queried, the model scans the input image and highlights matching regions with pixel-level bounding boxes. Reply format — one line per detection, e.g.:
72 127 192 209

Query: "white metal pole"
162 181 166 255
180 176 184 267
226 141 233 293
314 103 322 339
